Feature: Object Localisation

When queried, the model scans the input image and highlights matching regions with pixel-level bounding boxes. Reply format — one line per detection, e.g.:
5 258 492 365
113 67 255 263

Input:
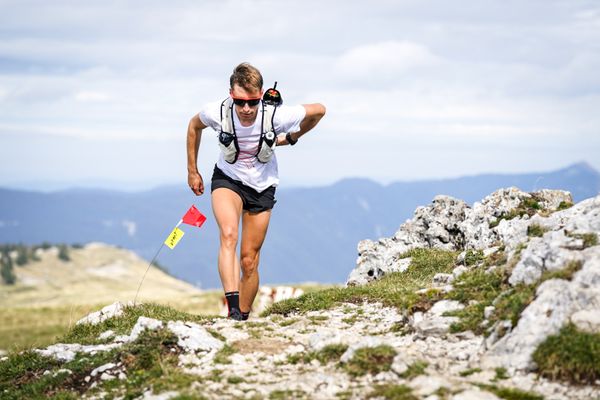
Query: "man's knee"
220 226 238 248
240 252 258 276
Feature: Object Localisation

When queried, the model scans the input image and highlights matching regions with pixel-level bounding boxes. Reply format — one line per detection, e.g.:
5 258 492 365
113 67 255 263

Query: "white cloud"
74 91 110 102
0 1 599 187
334 41 441 81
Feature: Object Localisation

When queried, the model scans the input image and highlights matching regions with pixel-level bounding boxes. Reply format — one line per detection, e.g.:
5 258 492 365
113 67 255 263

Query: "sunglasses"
231 97 261 107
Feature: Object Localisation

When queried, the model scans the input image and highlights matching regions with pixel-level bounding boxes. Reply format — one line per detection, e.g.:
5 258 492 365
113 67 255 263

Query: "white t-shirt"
198 100 305 192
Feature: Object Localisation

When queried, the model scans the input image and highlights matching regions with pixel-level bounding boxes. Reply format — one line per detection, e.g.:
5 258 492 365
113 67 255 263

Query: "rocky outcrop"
348 187 600 374
349 188 576 287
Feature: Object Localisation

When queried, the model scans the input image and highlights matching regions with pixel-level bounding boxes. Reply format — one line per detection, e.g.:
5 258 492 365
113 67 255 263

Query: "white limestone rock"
412 300 464 337
35 343 121 362
129 317 164 341
451 389 500 400
166 321 224 353
90 362 117 377
570 309 600 334
77 301 132 326
509 230 585 286
482 279 576 370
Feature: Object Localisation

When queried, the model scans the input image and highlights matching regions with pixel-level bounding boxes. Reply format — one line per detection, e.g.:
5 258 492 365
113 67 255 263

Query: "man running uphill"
186 63 326 320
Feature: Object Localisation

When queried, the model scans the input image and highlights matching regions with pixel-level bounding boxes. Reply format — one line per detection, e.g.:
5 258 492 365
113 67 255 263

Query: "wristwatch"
286 132 298 146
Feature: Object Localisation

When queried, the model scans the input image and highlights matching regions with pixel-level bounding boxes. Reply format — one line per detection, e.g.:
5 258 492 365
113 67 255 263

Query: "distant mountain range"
1 162 598 288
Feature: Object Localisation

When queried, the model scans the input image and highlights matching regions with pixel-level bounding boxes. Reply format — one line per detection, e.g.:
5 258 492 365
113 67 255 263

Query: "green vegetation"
269 390 309 399
398 360 429 379
61 303 208 346
367 384 417 400
540 260 582 282
533 323 600 384
464 250 484 267
566 231 598 249
446 267 506 335
226 375 244 384
263 248 456 316
0 323 204 399
489 197 544 228
459 367 482 377
0 243 73 269
476 383 544 400
494 367 509 380
213 344 235 364
0 305 106 352
557 201 573 211
526 224 547 238
57 245 70 262
287 344 349 366
1 251 16 285
343 345 397 377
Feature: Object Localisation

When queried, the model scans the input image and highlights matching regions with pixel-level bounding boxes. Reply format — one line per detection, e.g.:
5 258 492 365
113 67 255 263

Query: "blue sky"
1 0 598 191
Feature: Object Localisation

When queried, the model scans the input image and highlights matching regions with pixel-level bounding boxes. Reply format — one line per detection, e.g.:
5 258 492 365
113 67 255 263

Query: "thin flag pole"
133 220 182 305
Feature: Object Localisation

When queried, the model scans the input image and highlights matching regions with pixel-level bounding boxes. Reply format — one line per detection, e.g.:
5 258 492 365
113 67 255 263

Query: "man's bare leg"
211 188 243 293
239 210 272 314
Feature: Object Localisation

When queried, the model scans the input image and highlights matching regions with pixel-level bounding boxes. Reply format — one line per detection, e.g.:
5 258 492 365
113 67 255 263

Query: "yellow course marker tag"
164 227 185 249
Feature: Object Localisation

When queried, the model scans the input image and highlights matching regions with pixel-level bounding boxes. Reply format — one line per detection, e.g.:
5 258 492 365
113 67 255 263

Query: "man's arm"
187 114 207 195
277 103 326 146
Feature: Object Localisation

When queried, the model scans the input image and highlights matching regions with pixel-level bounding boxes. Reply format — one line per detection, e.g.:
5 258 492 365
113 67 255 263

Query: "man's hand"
188 171 204 196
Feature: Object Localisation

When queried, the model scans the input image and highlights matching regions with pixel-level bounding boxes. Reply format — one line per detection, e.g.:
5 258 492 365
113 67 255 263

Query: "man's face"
230 84 263 126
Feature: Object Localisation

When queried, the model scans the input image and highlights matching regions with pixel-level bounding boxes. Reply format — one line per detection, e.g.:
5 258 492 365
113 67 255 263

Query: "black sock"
241 311 250 321
225 291 239 314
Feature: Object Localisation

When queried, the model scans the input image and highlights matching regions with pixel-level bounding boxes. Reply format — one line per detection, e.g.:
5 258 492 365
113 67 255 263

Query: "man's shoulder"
273 104 305 120
198 100 227 128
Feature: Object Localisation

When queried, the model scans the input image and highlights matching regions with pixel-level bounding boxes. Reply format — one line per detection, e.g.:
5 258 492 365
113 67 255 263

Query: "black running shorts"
210 165 277 213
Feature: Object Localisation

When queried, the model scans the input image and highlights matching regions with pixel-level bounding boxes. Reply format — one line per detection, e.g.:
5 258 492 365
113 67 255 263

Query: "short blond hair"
230 62 263 92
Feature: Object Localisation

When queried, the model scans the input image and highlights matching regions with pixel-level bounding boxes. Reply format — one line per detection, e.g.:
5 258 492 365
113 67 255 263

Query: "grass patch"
532 323 600 384
464 250 484 267
0 326 200 399
343 345 397 377
367 384 417 399
287 344 349 366
540 260 583 282
476 383 544 400
308 315 329 324
566 232 598 249
0 305 107 352
60 303 207 346
494 367 509 381
447 267 505 334
526 224 547 238
315 344 348 364
262 249 456 316
226 375 244 384
399 360 428 379
269 389 309 399
277 318 299 327
213 344 235 364
557 201 574 211
459 367 482 377
342 315 359 324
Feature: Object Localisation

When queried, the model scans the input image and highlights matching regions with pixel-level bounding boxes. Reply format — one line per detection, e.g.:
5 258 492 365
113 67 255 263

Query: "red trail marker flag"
135 205 207 304
164 205 206 249
181 204 207 228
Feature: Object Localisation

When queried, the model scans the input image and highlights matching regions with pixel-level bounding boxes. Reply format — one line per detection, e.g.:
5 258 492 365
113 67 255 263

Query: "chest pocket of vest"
219 98 280 164
219 99 240 164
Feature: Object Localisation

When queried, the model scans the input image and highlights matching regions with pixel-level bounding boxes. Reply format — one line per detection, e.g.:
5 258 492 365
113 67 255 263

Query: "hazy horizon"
0 160 595 193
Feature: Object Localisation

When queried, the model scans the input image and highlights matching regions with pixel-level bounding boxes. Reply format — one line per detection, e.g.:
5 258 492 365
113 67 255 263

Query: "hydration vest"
218 98 278 164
